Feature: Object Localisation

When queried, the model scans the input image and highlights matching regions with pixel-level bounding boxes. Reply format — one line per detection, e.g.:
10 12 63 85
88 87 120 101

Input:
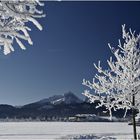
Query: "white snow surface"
0 122 138 139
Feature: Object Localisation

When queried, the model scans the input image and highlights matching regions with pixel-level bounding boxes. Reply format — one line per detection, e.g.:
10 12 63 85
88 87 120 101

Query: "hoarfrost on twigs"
82 25 140 119
0 0 45 55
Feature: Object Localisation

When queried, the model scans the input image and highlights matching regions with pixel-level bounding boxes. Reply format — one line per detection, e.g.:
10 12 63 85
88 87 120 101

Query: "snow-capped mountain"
37 92 83 105
0 92 129 119
38 95 64 105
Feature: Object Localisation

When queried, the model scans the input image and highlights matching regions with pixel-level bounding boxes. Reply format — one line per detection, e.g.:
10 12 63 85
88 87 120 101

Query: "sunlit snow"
0 122 138 139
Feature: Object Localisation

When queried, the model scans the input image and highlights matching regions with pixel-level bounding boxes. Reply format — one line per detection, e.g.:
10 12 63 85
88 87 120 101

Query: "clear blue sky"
0 1 140 105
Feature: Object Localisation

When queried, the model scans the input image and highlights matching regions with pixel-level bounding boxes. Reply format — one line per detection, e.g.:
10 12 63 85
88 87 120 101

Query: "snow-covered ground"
0 122 138 139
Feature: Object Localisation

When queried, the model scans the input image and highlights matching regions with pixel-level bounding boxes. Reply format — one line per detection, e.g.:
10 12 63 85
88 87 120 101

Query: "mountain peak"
38 92 83 105
64 91 76 97
63 92 82 104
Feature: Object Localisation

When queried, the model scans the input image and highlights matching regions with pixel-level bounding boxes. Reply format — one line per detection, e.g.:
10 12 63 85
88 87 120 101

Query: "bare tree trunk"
109 108 112 121
132 94 137 140
123 108 127 118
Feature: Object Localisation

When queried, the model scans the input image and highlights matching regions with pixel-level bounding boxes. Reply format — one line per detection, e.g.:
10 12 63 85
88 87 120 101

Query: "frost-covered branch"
82 25 140 119
0 0 45 55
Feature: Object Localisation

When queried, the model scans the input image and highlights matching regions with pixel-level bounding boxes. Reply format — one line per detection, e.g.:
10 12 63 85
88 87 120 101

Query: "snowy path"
0 122 138 139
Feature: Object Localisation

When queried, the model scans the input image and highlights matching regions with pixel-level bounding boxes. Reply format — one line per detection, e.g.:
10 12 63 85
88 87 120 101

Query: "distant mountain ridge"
37 92 83 105
0 92 129 119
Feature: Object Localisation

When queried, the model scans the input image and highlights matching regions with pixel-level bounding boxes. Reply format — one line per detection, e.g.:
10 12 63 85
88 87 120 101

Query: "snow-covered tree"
82 25 140 139
0 0 45 55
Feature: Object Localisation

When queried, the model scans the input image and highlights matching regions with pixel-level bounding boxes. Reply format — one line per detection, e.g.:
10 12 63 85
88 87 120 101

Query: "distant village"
0 114 129 122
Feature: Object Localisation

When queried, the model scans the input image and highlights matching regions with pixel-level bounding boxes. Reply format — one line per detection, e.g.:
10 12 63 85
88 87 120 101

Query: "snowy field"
0 122 138 139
